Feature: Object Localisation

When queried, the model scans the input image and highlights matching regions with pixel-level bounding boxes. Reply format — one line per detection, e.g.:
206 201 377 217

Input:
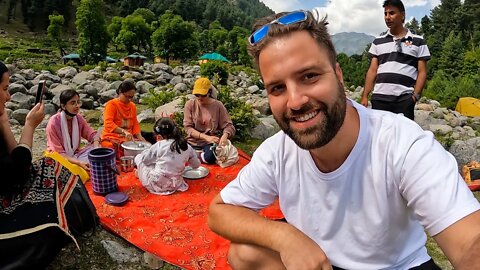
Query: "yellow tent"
456 97 480 117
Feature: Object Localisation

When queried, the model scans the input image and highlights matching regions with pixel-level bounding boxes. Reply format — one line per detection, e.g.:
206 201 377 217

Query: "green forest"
338 0 480 109
1 0 272 66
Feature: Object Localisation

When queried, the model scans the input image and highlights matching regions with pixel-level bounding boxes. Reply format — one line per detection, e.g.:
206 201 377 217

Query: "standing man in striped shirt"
361 0 430 120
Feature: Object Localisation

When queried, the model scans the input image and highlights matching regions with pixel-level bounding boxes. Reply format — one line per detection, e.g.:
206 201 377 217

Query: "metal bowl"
183 166 209 180
121 141 151 158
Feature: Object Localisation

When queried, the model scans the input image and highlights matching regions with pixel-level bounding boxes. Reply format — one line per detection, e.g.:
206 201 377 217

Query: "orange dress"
101 98 141 149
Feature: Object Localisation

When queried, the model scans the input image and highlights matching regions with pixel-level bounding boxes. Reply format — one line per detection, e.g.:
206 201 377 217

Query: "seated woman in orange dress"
101 80 146 152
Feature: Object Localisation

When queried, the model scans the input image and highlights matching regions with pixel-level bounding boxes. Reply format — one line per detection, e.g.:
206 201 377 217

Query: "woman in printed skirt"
0 61 80 268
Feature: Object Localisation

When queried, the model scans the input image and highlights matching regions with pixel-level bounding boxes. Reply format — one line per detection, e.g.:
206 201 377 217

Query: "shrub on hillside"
143 88 178 109
217 85 259 140
200 61 228 84
424 71 480 109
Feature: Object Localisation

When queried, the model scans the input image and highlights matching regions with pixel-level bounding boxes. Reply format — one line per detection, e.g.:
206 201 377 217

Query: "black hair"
0 61 8 84
59 89 80 107
383 0 405 12
116 80 136 95
153 117 188 154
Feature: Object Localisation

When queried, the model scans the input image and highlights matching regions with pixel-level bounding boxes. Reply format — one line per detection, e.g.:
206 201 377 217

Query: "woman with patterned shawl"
0 61 80 269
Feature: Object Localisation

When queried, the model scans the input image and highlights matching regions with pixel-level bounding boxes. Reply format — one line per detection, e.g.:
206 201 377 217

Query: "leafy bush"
200 61 229 84
217 85 259 140
143 88 178 109
424 71 480 109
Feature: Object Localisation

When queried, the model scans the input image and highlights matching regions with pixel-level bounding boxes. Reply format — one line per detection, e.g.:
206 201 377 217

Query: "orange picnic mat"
85 150 283 270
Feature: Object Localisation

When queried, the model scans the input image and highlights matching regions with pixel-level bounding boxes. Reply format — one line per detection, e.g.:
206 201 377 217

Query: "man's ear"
335 63 344 83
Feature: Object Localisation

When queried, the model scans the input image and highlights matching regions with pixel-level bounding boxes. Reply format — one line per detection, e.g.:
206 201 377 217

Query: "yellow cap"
192 77 211 95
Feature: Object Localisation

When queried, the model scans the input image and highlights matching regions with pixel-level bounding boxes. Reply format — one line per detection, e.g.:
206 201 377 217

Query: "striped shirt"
368 29 430 97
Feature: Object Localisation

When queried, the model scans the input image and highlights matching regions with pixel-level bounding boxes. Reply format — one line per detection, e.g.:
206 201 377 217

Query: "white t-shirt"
220 101 479 269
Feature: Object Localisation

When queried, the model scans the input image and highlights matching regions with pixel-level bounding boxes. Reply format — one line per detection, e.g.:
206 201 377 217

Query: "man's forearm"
362 70 376 98
209 199 298 252
456 233 480 269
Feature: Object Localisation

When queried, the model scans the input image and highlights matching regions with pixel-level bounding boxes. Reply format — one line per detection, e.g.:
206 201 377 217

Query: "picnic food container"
120 156 135 172
88 147 119 195
121 141 151 158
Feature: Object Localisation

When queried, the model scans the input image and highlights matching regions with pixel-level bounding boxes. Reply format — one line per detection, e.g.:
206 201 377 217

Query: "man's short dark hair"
247 10 336 71
383 0 405 12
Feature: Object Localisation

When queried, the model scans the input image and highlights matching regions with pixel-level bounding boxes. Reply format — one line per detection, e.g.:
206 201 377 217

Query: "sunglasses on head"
195 94 207 98
248 11 308 45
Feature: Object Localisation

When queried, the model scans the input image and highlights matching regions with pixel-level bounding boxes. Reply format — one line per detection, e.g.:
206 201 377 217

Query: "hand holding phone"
35 80 45 104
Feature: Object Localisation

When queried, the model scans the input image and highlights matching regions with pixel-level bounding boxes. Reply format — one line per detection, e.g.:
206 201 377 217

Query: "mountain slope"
332 32 375 56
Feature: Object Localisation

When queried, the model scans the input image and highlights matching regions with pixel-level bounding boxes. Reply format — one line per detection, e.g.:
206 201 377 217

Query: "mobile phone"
35 80 45 104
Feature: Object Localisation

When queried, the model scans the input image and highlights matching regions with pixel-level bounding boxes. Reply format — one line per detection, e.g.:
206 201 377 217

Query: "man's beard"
274 81 347 150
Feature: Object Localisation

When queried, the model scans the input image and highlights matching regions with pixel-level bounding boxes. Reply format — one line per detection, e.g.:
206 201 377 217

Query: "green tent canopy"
199 52 229 62
62 53 81 59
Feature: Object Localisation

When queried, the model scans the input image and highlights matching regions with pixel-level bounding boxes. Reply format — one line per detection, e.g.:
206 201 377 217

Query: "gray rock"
44 103 57 115
251 116 280 139
143 252 164 269
50 84 73 96
154 98 183 121
80 98 95 109
169 75 183 86
173 82 188 93
20 69 36 80
5 101 18 111
247 85 260 94
56 66 78 78
10 92 31 104
11 109 29 125
73 71 95 85
99 89 118 103
136 81 155 94
8 83 28 94
137 109 155 123
152 63 171 73
100 240 140 264
449 137 480 169
429 124 453 135
34 72 61 83
9 74 27 84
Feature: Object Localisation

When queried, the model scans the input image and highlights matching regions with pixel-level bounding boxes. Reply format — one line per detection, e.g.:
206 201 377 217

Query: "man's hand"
278 227 332 270
360 96 369 107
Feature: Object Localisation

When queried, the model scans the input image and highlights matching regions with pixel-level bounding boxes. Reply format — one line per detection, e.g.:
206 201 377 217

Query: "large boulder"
449 137 480 169
50 84 74 96
8 83 28 94
57 66 78 78
154 98 184 121
11 109 29 125
251 116 280 139
72 71 95 85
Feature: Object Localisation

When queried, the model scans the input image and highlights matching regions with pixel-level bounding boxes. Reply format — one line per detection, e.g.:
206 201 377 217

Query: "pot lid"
105 192 129 206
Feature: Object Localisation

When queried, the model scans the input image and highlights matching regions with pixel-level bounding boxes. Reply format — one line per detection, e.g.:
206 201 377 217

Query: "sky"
259 0 441 36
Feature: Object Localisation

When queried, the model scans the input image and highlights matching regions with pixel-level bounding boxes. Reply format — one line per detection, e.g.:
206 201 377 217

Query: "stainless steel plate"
183 166 209 180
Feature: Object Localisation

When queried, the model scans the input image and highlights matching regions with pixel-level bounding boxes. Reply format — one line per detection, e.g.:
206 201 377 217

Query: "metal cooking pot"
121 141 152 158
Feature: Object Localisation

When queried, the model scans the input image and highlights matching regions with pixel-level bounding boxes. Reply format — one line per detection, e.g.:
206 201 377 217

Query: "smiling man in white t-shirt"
208 9 480 270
